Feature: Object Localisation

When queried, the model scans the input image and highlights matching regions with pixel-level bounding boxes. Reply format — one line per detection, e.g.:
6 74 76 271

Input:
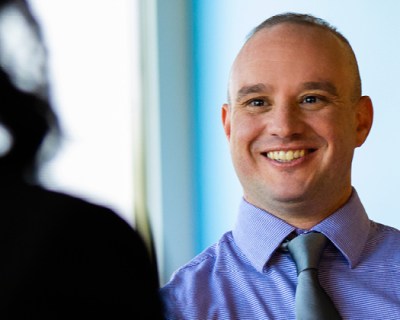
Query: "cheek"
230 114 264 144
229 117 263 177
313 111 358 145
315 118 358 168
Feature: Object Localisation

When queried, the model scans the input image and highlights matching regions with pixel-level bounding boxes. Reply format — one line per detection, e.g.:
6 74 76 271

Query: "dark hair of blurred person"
0 0 163 318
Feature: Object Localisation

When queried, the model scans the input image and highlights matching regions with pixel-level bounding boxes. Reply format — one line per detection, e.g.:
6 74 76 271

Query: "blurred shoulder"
1 181 143 244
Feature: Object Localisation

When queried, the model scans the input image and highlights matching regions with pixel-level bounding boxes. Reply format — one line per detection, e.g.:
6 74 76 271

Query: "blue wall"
193 1 242 253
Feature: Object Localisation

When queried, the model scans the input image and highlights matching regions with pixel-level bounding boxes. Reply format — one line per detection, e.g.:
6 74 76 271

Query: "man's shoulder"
365 220 400 260
161 230 246 296
160 231 244 319
172 231 236 275
370 220 400 238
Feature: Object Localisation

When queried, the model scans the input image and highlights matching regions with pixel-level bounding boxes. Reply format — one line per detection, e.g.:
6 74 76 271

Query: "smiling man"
161 13 400 319
223 16 371 230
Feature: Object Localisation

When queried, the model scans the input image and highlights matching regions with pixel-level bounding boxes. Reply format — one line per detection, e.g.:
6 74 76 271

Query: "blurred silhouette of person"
0 0 163 318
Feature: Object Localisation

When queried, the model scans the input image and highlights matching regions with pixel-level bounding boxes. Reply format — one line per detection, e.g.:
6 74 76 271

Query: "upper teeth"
266 150 305 162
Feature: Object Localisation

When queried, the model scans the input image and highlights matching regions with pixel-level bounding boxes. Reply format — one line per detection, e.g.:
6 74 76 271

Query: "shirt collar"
232 198 295 273
232 188 370 273
311 188 370 269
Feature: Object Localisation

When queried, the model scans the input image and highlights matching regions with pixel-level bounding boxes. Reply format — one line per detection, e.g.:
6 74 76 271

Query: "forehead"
229 23 353 97
238 23 346 65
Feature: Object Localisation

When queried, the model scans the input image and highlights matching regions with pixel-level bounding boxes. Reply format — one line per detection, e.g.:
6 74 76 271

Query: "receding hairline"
227 12 362 103
246 12 349 46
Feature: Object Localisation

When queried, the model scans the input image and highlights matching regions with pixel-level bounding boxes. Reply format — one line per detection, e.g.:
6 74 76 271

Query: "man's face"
222 23 372 223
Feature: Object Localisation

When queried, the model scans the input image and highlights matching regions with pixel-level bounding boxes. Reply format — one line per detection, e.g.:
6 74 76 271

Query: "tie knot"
287 232 328 273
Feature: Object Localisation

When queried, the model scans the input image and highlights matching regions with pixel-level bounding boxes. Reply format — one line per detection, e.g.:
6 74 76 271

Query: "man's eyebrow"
231 81 338 103
302 81 339 96
235 83 269 102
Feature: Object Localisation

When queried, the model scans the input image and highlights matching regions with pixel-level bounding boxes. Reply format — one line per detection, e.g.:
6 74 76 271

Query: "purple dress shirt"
161 189 400 319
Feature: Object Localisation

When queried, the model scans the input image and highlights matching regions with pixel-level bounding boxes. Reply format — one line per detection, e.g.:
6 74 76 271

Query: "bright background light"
29 0 139 224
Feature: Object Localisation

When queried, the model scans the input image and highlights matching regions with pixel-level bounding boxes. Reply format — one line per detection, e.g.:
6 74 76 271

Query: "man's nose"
266 104 304 138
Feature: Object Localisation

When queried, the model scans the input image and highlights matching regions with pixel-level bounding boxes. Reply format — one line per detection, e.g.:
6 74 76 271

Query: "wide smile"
263 149 315 162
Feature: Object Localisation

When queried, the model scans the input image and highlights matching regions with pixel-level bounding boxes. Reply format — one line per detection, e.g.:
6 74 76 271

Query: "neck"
247 188 353 229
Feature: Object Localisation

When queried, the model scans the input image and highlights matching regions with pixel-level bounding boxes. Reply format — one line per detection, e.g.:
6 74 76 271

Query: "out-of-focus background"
29 0 400 284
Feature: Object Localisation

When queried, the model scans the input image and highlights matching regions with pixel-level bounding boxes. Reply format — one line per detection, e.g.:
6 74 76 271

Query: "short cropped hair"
245 12 362 99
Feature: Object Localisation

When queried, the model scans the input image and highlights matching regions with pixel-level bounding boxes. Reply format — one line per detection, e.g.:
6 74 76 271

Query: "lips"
265 149 307 162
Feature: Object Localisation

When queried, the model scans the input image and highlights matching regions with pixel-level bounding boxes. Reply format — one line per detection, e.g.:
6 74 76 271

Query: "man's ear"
222 103 231 141
355 96 374 147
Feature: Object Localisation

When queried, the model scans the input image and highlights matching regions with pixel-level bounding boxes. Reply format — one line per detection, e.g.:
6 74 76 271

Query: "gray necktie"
287 232 342 320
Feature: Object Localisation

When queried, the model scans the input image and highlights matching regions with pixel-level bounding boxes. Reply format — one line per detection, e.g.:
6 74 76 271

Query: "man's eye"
300 95 328 110
248 99 265 107
303 96 318 104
